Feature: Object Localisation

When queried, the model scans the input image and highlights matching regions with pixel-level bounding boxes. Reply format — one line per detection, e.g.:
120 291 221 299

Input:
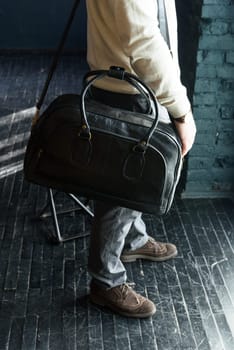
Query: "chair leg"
67 193 94 218
39 188 93 243
48 188 63 243
38 190 59 218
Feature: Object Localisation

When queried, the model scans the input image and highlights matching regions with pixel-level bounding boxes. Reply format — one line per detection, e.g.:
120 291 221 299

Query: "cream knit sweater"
86 0 191 119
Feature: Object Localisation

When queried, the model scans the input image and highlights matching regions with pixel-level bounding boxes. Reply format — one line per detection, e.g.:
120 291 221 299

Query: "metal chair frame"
38 188 93 243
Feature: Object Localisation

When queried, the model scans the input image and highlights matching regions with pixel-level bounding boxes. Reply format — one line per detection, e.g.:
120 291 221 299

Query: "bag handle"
79 66 160 152
33 0 81 123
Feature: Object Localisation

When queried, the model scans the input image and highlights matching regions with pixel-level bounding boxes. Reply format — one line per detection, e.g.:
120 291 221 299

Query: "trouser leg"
88 201 148 288
124 214 149 251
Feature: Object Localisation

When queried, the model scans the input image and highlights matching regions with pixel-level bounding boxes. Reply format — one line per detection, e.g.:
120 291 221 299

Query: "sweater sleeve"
113 0 191 118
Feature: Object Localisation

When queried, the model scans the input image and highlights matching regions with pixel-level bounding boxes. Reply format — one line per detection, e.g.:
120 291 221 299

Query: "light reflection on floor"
0 108 35 179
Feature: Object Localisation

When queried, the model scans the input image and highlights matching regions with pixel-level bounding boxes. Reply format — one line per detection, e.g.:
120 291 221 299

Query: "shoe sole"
90 294 156 318
120 250 178 263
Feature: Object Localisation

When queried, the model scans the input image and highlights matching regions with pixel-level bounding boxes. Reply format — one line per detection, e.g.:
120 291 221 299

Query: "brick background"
184 1 234 199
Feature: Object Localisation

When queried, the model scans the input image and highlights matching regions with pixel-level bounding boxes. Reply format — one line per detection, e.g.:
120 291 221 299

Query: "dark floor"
0 54 234 350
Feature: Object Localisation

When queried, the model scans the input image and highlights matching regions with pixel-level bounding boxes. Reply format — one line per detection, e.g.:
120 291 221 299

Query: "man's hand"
174 111 197 157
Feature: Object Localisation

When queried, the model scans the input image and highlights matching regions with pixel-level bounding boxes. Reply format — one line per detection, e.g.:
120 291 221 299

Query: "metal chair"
38 188 93 243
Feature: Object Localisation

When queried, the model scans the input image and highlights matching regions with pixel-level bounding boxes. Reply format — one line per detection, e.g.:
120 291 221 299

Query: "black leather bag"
24 67 182 215
23 0 183 215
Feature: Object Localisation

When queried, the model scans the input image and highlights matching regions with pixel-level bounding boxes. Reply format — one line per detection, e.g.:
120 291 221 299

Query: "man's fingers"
174 114 197 157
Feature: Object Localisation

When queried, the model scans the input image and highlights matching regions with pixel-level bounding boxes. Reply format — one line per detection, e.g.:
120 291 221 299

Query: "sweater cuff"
166 97 191 119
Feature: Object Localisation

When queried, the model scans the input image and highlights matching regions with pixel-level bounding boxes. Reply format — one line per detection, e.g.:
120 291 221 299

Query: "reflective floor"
0 54 234 350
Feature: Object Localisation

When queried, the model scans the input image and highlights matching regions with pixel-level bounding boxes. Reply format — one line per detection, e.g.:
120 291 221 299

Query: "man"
86 0 196 318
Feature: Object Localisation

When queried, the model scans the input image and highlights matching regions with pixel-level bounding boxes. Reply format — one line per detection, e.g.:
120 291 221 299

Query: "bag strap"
157 0 172 52
33 0 81 121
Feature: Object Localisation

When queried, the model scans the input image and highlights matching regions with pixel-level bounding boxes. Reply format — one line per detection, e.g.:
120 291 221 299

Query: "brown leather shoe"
90 281 156 318
121 237 177 262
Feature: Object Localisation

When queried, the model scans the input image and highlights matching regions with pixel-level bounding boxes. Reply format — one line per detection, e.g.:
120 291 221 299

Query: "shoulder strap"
36 0 81 112
157 0 172 52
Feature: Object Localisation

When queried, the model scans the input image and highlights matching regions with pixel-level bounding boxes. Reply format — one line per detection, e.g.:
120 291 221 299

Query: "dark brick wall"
184 0 234 199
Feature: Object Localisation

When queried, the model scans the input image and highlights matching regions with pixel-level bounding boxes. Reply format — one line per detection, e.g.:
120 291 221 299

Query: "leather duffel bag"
24 67 182 215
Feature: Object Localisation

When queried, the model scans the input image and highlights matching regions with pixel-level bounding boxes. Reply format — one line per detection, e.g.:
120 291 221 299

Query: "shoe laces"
121 282 138 296
118 283 141 304
118 283 133 299
147 237 166 252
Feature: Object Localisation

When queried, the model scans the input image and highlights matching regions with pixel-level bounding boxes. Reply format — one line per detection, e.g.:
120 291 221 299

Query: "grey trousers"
87 87 151 288
88 202 149 288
